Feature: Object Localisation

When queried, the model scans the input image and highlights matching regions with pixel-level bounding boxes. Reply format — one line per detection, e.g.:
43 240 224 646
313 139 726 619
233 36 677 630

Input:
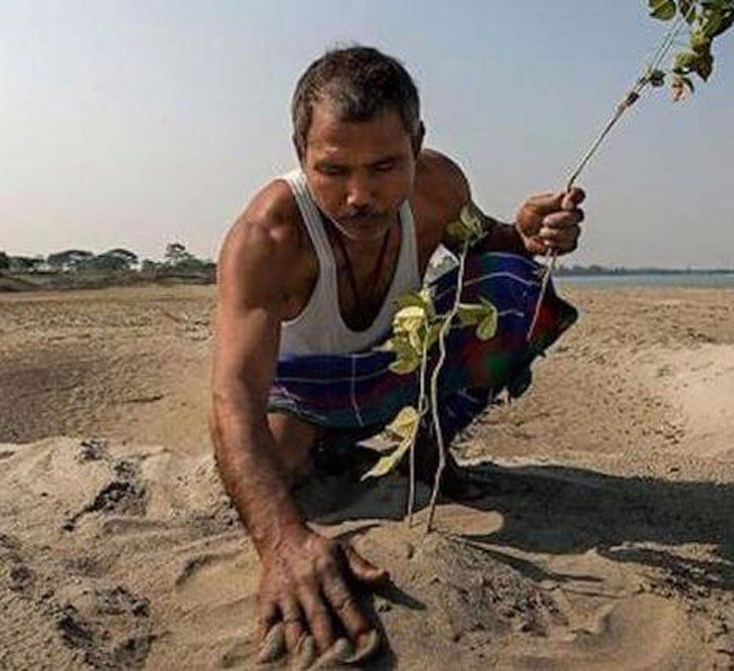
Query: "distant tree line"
0 243 215 279
556 264 734 276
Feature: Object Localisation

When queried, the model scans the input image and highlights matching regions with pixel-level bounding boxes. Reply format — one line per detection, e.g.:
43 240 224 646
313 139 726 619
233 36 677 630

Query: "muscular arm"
211 206 304 556
418 149 583 258
210 186 385 665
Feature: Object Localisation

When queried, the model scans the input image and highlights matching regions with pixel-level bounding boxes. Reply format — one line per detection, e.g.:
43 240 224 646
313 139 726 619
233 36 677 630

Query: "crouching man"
211 45 583 666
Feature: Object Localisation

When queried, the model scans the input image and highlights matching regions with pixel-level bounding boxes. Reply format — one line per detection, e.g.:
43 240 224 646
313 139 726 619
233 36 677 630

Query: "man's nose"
346 174 376 210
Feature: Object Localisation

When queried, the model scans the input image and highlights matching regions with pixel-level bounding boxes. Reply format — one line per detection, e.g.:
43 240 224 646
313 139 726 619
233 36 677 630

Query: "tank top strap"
280 169 334 273
398 199 420 284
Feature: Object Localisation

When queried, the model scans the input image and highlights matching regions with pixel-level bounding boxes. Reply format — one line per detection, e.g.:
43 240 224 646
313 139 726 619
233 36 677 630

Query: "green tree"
164 242 193 266
103 248 138 269
47 249 94 271
81 254 129 272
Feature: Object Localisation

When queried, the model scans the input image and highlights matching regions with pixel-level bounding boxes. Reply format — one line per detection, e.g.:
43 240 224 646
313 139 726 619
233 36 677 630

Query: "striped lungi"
268 251 577 444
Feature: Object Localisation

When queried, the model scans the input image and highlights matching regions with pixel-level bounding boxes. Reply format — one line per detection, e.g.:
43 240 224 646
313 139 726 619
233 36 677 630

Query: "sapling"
364 0 732 533
363 205 496 530
528 0 734 339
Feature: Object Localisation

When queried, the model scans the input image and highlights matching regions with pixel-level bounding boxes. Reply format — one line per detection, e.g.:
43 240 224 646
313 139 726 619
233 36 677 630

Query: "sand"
2 283 734 670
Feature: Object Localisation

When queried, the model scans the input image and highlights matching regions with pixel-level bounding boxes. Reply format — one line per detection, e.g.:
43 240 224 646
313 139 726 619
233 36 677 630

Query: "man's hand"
257 527 387 666
514 187 585 256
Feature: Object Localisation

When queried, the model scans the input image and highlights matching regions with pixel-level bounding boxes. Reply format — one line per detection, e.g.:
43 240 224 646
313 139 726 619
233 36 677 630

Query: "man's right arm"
210 198 305 556
210 186 385 665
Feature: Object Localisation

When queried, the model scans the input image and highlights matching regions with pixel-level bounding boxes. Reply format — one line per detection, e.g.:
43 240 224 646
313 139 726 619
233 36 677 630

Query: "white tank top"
279 169 421 356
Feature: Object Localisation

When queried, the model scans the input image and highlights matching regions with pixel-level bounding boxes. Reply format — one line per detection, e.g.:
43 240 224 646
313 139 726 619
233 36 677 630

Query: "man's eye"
373 161 395 172
318 165 346 176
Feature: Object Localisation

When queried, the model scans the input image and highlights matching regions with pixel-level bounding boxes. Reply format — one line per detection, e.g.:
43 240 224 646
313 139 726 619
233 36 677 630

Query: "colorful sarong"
268 251 577 443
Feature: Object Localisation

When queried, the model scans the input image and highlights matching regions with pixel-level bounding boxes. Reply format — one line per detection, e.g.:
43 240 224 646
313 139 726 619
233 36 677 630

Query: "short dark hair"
291 46 421 159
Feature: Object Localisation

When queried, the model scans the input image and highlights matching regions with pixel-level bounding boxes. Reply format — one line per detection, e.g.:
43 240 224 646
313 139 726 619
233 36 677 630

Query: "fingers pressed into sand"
316 638 354 666
344 545 389 585
256 598 290 664
297 581 335 654
280 597 305 657
256 600 280 651
292 635 316 670
321 571 373 647
256 622 286 664
343 629 381 663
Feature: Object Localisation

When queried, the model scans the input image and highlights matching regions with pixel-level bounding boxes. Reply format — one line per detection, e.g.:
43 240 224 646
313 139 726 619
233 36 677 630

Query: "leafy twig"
527 0 732 342
408 339 430 527
365 205 495 533
426 238 470 533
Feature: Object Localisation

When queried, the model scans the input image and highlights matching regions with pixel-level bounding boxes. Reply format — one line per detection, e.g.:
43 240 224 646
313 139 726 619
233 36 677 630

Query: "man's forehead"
306 103 411 159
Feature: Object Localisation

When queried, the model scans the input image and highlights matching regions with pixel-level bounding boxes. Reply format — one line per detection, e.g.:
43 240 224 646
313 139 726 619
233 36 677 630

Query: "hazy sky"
2 1 733 267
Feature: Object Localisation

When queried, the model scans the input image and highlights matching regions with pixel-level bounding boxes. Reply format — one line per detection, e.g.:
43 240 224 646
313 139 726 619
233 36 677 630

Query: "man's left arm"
435 152 585 258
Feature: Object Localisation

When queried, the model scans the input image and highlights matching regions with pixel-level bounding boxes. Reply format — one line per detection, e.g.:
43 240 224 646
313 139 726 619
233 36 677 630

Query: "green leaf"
388 333 418 357
479 296 496 310
695 51 714 80
447 204 485 247
457 302 486 326
679 0 697 22
459 204 484 236
408 325 424 353
373 339 396 353
476 309 498 341
385 405 420 439
690 30 712 53
361 433 415 479
649 0 677 20
649 69 666 87
389 354 421 375
702 9 724 36
674 51 699 72
393 305 427 337
396 290 434 317
446 220 471 243
705 10 734 37
362 406 420 479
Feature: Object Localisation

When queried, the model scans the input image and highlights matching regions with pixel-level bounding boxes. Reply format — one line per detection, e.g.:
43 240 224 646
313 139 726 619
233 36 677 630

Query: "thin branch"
407 339 430 527
426 239 470 533
527 4 697 342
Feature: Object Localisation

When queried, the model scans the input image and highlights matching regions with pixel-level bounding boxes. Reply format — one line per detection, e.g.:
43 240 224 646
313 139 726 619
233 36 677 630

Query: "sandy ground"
2 283 734 670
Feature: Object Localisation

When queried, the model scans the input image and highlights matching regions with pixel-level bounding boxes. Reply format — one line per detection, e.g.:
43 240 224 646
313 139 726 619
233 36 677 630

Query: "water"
555 272 734 289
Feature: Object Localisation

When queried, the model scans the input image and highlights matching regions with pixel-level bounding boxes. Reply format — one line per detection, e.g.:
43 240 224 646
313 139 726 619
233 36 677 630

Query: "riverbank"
2 283 733 669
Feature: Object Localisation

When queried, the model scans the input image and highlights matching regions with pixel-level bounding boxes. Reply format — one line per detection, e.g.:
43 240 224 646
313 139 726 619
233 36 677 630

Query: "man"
211 46 583 666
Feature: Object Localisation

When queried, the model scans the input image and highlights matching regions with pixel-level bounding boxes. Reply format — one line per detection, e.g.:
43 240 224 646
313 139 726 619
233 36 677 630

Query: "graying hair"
291 46 421 159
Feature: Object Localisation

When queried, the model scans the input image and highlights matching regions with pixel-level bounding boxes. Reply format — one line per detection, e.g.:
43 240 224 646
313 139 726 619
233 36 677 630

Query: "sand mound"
3 437 734 670
3 283 734 669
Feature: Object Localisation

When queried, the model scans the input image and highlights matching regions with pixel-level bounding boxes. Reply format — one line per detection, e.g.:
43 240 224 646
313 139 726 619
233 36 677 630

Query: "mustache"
344 206 383 222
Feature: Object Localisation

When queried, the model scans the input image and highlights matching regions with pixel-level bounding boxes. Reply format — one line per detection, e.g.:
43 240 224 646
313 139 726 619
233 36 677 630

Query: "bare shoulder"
414 149 471 219
218 179 306 300
221 180 303 265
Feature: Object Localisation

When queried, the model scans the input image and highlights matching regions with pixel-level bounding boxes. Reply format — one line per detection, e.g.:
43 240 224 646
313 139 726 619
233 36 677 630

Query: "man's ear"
412 121 426 156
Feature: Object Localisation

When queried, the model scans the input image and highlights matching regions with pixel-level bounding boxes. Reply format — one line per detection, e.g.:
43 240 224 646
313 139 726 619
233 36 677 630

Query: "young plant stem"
526 7 694 342
426 239 470 533
407 340 430 527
